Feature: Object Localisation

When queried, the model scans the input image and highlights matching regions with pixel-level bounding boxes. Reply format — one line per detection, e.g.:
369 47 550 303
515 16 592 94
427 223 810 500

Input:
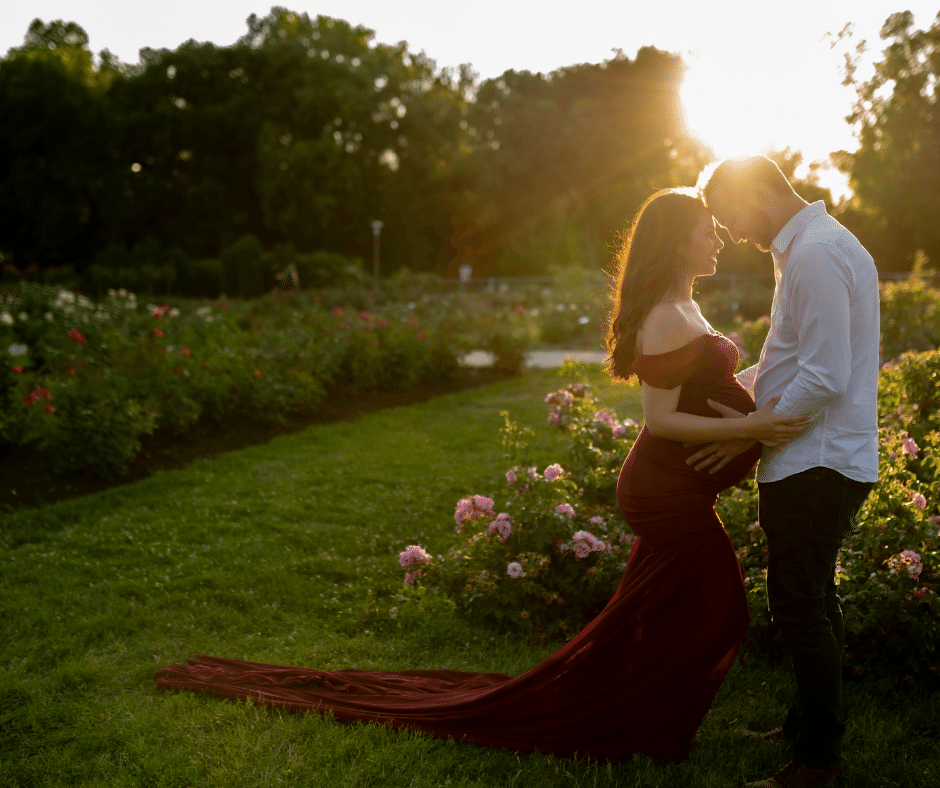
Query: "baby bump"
616 429 760 537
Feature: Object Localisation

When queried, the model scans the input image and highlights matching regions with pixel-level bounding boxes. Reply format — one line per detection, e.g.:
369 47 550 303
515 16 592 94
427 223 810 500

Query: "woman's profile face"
681 211 724 280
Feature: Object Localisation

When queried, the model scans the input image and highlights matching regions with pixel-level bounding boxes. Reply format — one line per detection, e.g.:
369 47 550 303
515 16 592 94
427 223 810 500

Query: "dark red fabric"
155 333 755 762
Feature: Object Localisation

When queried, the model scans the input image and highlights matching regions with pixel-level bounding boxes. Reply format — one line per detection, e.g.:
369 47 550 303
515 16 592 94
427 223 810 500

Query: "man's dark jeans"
758 466 873 771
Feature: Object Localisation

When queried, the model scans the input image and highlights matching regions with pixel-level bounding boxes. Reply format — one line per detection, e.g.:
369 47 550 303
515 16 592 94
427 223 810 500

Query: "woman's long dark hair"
604 188 708 380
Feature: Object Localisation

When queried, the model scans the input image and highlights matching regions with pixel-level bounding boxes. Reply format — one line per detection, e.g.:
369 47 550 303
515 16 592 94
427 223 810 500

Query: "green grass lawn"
1 367 937 787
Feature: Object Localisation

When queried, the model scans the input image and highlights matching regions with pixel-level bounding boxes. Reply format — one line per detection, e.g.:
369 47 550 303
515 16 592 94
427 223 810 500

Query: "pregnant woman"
155 188 810 762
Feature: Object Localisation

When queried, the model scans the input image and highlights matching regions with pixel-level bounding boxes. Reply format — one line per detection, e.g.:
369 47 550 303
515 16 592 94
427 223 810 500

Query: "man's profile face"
708 188 776 253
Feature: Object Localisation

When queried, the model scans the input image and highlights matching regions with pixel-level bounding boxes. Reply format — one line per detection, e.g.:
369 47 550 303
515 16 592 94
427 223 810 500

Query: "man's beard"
750 212 777 253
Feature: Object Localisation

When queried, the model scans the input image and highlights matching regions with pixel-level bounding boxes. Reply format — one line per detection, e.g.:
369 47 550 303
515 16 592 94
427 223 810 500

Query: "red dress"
155 334 758 762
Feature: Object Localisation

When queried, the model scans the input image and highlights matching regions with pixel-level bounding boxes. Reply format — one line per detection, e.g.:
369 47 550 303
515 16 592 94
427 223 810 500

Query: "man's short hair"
697 155 794 208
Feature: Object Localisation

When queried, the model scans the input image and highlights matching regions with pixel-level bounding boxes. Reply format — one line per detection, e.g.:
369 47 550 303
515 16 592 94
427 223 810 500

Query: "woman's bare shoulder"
638 302 709 356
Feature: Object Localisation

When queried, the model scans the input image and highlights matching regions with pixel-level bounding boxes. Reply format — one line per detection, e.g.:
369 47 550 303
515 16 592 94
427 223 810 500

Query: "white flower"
169 308 180 318
0 312 13 325
8 343 28 356
507 562 525 578
44 312 54 322
107 288 116 296
57 290 76 305
18 312 28 321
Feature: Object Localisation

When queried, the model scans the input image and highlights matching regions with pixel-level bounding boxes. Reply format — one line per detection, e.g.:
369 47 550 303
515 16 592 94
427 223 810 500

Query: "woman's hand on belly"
685 438 758 474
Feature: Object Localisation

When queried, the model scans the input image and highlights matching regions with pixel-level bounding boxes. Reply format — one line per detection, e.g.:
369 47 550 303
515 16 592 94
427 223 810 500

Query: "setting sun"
679 42 856 172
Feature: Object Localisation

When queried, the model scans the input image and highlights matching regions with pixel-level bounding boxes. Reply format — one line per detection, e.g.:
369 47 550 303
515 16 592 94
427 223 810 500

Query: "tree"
839 10 940 270
465 48 693 276
0 33 114 269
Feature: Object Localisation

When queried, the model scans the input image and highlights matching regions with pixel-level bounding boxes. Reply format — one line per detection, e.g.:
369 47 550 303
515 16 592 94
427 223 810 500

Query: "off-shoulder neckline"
634 332 725 361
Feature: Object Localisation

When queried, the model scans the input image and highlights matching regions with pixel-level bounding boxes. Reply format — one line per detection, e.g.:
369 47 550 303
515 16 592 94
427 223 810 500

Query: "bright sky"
3 1 938 199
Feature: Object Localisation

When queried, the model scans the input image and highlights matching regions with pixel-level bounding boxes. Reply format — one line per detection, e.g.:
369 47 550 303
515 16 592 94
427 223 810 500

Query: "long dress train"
155 333 759 762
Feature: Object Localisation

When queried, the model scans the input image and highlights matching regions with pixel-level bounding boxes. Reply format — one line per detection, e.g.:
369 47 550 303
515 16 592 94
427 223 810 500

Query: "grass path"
1 367 937 787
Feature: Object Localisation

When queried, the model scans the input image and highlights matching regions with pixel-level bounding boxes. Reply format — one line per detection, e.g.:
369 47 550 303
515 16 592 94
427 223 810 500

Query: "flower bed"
397 380 641 640
0 284 485 478
401 355 940 679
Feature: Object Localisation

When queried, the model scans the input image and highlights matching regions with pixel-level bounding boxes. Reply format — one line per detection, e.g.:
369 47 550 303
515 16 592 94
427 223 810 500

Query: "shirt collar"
771 201 828 262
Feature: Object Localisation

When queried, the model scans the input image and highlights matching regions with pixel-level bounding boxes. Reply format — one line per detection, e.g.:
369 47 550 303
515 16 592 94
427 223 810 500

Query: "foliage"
402 352 940 679
466 48 699 276
0 282 471 477
725 350 940 680
221 234 267 298
839 11 940 270
0 12 713 286
729 275 940 368
879 255 940 359
2 370 938 786
399 381 640 639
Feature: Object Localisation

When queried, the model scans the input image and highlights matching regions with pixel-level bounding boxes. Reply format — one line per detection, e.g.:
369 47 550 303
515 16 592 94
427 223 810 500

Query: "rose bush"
397 381 640 639
0 283 476 477
401 355 939 680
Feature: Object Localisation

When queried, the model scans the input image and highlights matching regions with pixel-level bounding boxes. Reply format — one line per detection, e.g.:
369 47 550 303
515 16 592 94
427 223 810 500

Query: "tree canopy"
9 6 924 288
839 10 940 271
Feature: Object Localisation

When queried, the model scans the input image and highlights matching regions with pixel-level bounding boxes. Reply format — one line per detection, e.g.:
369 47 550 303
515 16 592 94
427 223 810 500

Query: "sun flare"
679 45 855 167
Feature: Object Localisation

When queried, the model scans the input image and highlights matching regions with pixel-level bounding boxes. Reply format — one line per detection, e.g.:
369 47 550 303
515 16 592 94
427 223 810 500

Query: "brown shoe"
745 760 843 787
742 727 792 744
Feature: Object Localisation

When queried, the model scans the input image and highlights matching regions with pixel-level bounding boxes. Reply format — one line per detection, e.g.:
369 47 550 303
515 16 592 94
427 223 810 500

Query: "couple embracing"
156 155 879 788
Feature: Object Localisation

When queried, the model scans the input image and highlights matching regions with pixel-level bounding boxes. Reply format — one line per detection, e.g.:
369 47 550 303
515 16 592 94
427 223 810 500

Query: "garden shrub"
0 283 476 477
221 234 266 298
293 250 365 289
178 258 224 297
399 381 640 640
879 268 940 360
401 357 940 679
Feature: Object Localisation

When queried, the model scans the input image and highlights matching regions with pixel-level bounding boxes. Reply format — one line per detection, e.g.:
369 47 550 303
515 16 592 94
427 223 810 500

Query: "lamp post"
370 220 384 281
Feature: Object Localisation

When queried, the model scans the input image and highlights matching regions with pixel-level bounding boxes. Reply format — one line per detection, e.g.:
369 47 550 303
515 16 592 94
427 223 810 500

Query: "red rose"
67 329 87 344
11 366 23 373
153 328 164 338
44 404 55 414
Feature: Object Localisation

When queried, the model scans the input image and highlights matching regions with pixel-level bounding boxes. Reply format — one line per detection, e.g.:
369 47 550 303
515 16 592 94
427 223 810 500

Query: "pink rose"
572 541 591 559
544 463 564 481
507 562 525 578
398 544 431 568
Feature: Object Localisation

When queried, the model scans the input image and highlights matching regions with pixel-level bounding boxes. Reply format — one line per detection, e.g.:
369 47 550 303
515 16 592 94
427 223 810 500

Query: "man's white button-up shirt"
754 201 880 484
